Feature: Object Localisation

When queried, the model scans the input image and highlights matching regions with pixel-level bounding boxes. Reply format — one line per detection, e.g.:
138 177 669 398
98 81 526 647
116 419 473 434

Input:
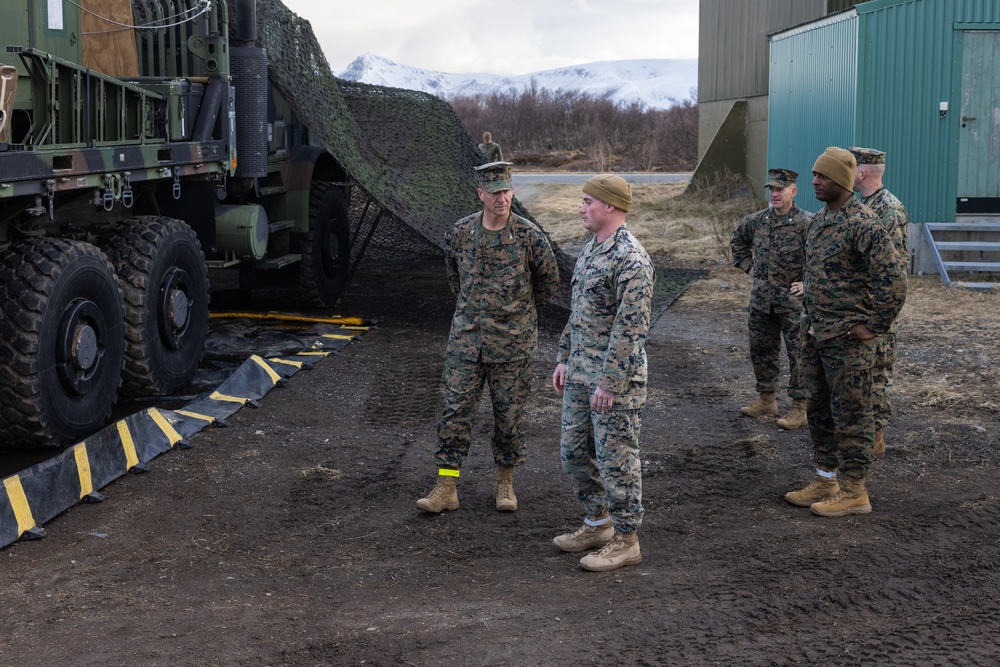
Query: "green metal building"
768 0 1000 221
696 0 858 197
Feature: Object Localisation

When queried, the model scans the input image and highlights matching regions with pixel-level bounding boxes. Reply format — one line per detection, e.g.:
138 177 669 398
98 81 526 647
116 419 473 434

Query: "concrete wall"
694 95 770 200
697 99 735 160
745 96 770 201
690 100 745 191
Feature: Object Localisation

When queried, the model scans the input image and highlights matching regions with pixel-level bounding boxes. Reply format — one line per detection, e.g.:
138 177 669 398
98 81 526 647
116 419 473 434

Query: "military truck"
0 0 356 447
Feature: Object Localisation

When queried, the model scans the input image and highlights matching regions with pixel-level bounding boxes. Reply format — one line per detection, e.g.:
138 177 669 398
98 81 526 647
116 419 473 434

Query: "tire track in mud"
629 305 1000 665
273 264 1000 666
363 331 445 429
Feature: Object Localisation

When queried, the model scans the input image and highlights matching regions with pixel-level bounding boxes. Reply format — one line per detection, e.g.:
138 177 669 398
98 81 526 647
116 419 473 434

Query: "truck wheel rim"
158 266 193 350
56 298 109 397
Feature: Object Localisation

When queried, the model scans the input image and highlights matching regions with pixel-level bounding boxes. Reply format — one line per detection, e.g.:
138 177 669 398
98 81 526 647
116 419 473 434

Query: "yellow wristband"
438 468 460 477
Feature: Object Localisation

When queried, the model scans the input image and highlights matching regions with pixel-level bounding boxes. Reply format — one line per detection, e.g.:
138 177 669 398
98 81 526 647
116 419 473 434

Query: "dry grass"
297 462 345 480
523 176 760 265
896 276 1000 415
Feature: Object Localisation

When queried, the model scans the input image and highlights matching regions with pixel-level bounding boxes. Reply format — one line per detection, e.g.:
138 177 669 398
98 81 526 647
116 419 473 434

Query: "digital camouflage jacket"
730 205 810 313
861 187 909 268
444 211 559 362
478 141 504 163
803 197 907 342
557 226 654 409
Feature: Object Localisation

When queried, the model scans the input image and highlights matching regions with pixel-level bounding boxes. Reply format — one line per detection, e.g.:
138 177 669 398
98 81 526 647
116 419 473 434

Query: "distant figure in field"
479 132 504 163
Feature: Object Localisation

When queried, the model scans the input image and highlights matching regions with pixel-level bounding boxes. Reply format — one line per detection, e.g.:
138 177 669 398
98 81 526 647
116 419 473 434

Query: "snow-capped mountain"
339 54 697 110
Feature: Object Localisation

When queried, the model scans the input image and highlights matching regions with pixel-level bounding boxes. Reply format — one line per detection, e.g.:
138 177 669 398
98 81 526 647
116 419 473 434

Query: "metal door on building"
958 30 1000 213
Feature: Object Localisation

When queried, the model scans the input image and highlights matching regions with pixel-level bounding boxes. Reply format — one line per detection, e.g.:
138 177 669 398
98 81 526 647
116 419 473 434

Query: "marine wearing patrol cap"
475 161 513 193
766 168 798 189
849 146 886 165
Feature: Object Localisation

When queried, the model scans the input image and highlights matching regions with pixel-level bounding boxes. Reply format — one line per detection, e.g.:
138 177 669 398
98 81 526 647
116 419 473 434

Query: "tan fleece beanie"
583 175 633 212
812 146 856 192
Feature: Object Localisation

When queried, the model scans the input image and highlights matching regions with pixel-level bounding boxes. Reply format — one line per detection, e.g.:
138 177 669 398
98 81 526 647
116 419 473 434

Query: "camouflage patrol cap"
766 168 798 189
849 146 886 165
475 161 513 193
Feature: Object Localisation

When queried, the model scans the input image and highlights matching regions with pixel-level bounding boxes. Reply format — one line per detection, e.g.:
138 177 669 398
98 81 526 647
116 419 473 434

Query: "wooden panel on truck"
81 0 139 78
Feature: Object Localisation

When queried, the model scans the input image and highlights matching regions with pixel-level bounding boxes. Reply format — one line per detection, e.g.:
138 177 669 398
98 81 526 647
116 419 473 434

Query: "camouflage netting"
254 0 576 306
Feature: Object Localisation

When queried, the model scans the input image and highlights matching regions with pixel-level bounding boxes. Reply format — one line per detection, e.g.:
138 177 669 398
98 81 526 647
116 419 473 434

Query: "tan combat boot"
776 399 807 430
579 531 642 572
785 469 840 507
740 392 777 417
416 475 459 513
495 465 517 511
811 476 872 517
873 429 886 459
553 513 614 552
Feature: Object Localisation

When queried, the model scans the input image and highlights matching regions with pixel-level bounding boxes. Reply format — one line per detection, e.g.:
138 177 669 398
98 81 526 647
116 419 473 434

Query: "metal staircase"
921 221 1000 291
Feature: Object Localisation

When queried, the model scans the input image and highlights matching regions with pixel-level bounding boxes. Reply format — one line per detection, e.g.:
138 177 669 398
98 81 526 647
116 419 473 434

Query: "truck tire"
297 181 351 308
0 239 125 448
103 216 210 396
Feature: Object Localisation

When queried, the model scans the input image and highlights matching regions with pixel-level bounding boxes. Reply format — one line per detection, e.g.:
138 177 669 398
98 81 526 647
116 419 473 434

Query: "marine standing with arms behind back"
551 175 654 572
851 146 909 459
479 132 504 163
417 161 560 514
731 168 810 430
785 147 906 517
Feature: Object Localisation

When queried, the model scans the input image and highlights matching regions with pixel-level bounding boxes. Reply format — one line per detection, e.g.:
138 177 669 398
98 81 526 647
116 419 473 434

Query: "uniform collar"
475 212 517 244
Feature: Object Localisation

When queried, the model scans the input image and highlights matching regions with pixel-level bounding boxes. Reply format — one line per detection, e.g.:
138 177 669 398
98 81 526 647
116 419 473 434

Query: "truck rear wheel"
297 181 351 308
103 217 210 396
0 239 125 448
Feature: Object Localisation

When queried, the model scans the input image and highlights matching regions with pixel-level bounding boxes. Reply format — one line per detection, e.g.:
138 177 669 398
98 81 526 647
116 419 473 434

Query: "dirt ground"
2 249 1000 665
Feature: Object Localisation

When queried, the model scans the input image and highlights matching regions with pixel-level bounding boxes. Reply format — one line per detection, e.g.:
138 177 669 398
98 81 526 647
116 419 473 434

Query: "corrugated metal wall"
855 0 1000 222
766 0 1000 221
767 12 860 213
698 0 830 102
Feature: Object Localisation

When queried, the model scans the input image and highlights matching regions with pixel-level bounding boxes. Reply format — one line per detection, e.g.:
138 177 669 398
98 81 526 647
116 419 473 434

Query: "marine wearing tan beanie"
583 175 633 212
812 146 857 192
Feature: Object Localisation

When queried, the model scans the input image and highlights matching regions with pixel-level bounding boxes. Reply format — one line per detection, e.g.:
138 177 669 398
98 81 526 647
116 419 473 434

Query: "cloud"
281 0 698 74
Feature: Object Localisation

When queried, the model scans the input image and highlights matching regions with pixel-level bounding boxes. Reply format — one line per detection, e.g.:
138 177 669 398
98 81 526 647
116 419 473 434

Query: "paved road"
513 172 692 186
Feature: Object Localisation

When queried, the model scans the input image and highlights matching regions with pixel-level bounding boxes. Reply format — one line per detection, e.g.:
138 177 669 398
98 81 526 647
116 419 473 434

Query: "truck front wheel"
103 217 210 396
0 239 125 447
297 181 351 308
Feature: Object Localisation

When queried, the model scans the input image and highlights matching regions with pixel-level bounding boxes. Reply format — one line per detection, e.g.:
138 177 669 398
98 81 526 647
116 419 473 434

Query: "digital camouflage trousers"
802 332 876 479
435 353 533 470
559 382 644 533
747 306 805 399
871 330 896 429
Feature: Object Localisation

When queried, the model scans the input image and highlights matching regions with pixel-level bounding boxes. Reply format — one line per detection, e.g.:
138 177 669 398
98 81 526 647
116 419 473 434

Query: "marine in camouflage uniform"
551 175 654 572
731 168 809 429
479 131 504 162
785 147 906 518
417 161 559 514
851 146 909 459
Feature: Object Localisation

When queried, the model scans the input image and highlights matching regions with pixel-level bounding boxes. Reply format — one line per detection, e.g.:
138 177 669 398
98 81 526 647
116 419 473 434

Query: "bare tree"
451 87 698 171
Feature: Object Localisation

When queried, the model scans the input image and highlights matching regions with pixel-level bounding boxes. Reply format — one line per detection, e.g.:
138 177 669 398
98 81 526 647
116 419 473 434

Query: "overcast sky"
280 0 700 75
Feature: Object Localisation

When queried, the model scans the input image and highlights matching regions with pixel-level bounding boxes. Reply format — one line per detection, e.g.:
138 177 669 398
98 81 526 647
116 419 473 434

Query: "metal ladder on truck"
921 221 1000 291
